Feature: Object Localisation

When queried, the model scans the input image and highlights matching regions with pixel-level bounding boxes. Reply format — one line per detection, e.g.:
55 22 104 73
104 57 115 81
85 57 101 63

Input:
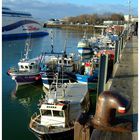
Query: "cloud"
3 0 138 21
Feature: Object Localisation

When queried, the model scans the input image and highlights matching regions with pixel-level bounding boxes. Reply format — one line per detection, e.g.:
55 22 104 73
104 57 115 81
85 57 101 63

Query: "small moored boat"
7 39 41 86
41 53 77 90
29 83 89 140
77 36 93 57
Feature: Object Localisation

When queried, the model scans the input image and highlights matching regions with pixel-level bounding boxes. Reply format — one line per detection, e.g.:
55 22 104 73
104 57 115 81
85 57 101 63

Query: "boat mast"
64 39 67 55
62 56 66 97
24 39 31 60
62 37 68 97
83 30 87 39
54 73 58 100
51 30 54 53
24 33 31 60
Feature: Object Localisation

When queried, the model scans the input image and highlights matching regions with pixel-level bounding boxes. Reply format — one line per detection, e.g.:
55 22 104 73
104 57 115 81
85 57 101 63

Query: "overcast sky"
2 0 138 21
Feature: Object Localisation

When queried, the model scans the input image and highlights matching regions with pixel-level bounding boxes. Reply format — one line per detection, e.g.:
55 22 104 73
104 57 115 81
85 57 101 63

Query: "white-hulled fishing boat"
7 39 41 86
77 35 93 57
29 83 89 140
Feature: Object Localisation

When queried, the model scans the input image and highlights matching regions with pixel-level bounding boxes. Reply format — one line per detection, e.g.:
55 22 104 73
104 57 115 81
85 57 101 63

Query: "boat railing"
30 112 71 133
30 112 48 134
9 67 18 72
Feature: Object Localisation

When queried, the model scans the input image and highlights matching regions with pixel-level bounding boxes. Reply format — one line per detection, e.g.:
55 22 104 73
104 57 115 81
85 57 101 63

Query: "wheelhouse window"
64 60 67 64
53 110 64 117
21 65 24 69
41 110 52 116
29 66 32 69
68 61 70 64
25 66 28 69
59 60 62 63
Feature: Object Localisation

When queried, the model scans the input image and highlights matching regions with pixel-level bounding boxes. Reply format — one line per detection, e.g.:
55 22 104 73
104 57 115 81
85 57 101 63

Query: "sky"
40 0 138 7
2 0 138 21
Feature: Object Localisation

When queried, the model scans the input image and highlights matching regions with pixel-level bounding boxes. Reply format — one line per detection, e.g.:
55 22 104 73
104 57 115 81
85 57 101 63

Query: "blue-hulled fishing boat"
75 59 99 92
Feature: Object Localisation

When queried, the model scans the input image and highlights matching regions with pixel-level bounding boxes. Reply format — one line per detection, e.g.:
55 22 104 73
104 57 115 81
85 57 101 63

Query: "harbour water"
2 28 93 140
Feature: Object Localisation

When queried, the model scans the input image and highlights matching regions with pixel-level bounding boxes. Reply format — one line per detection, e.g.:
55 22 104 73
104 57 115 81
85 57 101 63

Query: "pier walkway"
92 36 138 140
110 36 138 140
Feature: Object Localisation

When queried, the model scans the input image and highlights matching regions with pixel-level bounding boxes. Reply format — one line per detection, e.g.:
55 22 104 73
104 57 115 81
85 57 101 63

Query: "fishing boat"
65 57 99 93
75 60 98 90
77 35 93 58
41 54 77 90
100 27 119 50
7 39 41 86
100 34 115 49
29 83 89 140
41 31 78 90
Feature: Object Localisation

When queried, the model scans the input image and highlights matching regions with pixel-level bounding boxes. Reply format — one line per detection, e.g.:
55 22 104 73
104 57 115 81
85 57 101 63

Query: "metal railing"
30 113 48 134
30 112 73 134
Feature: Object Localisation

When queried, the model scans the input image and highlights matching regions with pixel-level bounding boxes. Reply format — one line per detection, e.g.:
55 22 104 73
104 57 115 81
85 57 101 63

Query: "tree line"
66 13 124 25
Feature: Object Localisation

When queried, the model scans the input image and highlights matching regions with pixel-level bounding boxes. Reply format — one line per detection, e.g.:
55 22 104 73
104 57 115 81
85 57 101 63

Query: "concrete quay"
92 36 138 140
74 36 138 140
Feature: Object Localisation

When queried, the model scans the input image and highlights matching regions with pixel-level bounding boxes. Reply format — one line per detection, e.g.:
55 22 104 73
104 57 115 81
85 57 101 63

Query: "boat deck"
43 83 88 103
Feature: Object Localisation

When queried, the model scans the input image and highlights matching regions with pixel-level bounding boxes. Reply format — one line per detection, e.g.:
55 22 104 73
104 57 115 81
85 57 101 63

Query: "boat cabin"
40 99 68 128
58 57 73 67
18 60 39 72
57 57 74 72
78 38 90 48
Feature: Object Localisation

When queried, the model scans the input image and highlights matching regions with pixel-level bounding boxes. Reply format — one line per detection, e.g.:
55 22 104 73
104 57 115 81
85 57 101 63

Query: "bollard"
92 91 131 132
97 54 108 96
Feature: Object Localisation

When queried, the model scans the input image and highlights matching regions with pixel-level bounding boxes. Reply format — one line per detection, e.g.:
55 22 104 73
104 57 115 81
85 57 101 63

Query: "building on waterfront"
103 20 124 25
124 15 138 23
46 19 62 25
131 16 138 22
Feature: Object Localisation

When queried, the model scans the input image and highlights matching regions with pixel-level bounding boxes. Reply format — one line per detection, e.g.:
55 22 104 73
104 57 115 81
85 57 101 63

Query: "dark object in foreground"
92 91 131 132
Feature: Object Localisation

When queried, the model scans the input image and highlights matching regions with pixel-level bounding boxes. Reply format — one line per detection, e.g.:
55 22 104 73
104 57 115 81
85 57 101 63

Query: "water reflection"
10 84 45 108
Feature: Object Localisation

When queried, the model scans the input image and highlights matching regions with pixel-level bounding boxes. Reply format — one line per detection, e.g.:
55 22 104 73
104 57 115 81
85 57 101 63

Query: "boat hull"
75 74 98 84
9 73 41 86
78 48 93 56
31 128 74 140
2 8 49 40
3 31 49 40
41 72 72 89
